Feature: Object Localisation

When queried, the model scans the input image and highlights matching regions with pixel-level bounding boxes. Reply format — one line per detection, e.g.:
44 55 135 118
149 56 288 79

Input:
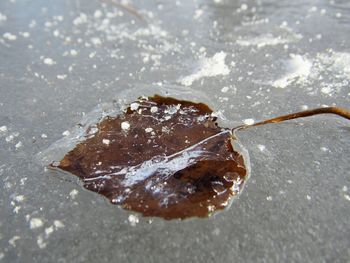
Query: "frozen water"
0 0 350 262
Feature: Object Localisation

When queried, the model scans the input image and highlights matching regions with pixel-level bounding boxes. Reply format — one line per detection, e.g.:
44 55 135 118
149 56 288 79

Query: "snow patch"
272 54 312 88
179 51 230 86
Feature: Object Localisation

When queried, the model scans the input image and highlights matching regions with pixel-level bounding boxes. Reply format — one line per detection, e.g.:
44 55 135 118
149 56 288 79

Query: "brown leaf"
53 95 247 219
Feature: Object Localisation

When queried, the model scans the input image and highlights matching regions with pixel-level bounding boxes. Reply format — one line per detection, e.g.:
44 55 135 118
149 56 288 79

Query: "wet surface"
54 95 247 219
1 0 350 262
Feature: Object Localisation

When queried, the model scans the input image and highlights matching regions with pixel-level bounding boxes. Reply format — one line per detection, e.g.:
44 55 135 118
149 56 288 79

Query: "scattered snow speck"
70 49 78 56
243 118 255 125
121 121 130 131
43 58 56 66
150 106 158 113
73 13 88 26
62 130 70 136
3 32 17 41
221 86 229 93
45 226 54 237
128 214 139 226
0 125 7 132
94 10 103 19
30 218 44 229
343 186 348 192
145 127 153 133
69 189 79 199
240 3 248 10
257 144 266 151
344 194 350 201
41 133 48 138
272 54 312 88
130 102 140 111
266 196 272 201
321 86 332 94
236 34 298 48
37 235 46 249
306 195 311 200
9 236 20 247
0 13 7 22
179 51 230 86
57 74 67 80
53 220 65 229
102 139 110 145
14 195 25 202
15 141 23 149
320 147 329 152
5 135 14 142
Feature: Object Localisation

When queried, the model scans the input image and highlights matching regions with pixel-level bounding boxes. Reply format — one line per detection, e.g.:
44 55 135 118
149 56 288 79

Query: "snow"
30 218 44 229
3 32 17 41
179 51 230 86
243 118 255 125
272 54 312 88
121 121 130 131
128 214 139 226
43 58 56 66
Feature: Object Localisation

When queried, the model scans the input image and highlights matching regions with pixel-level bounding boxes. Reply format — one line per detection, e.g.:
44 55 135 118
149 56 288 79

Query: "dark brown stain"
52 95 247 219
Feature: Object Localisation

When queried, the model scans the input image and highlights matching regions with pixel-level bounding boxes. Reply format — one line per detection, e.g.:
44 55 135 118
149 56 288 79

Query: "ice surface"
1 0 350 262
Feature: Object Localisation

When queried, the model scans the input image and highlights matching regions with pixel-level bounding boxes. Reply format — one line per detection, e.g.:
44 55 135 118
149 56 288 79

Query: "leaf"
52 95 247 220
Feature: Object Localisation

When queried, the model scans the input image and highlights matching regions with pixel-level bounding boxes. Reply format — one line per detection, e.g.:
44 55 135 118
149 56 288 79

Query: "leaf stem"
232 107 350 133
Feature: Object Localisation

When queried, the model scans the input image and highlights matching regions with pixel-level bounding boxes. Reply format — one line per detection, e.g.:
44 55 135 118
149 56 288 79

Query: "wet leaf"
52 95 247 219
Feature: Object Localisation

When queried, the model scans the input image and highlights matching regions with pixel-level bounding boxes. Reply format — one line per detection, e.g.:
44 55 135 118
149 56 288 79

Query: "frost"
272 54 312 88
179 51 230 86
